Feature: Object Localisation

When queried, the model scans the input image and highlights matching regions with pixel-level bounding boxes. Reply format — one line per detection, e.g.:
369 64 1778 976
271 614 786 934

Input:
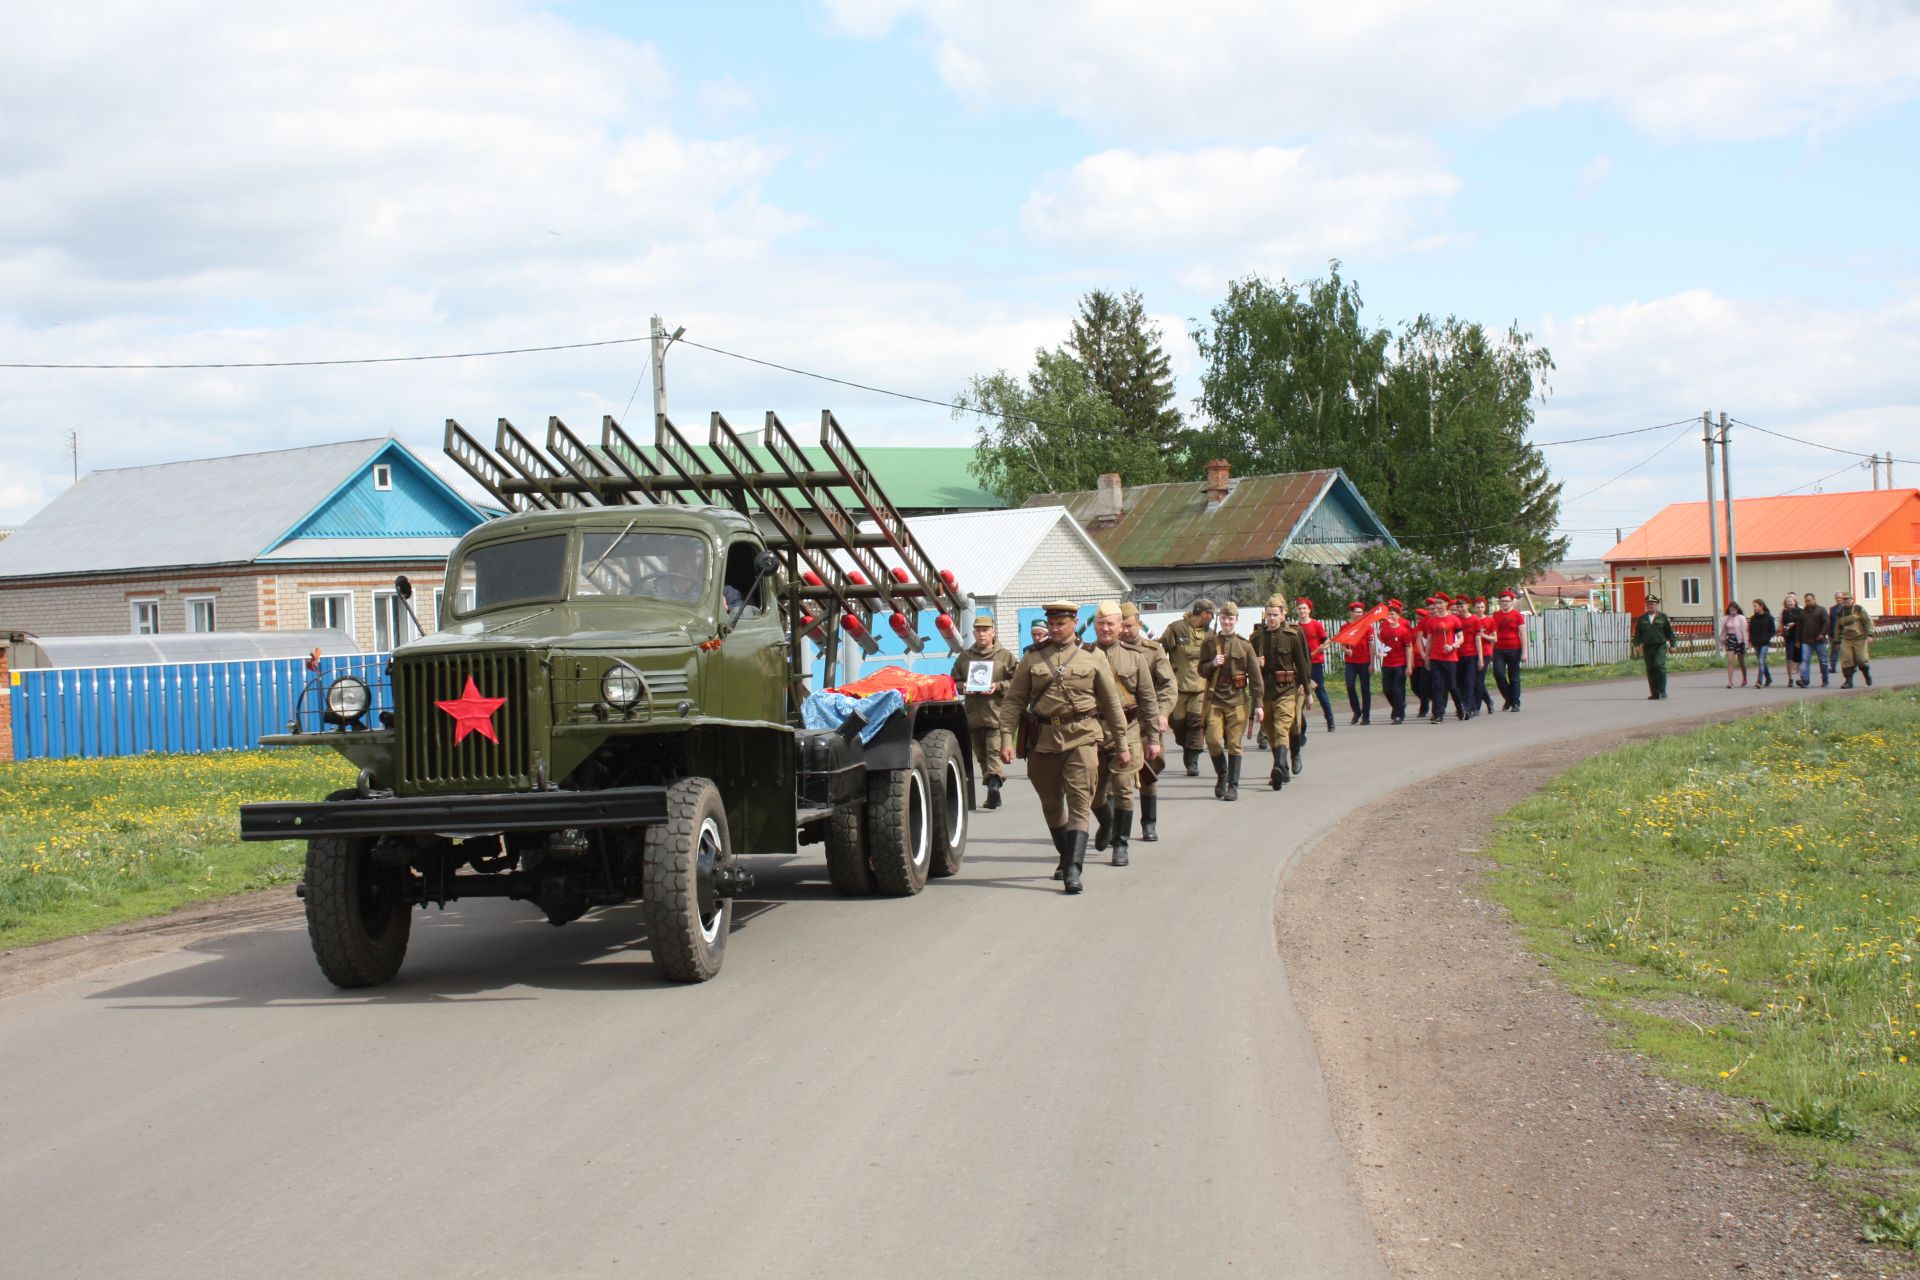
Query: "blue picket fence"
9 654 391 761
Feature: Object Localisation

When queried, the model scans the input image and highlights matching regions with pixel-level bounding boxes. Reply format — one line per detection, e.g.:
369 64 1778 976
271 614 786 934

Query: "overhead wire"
1729 417 1917 467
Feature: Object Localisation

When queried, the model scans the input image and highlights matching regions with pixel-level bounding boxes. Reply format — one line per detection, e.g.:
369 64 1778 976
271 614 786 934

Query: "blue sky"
1 1 1916 558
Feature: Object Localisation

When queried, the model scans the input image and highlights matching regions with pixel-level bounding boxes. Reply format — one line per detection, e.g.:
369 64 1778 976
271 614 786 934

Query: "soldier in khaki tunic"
950 613 1018 809
1198 601 1265 801
1159 598 1215 775
1120 601 1174 842
1250 593 1312 790
997 600 1131 894
1085 600 1163 868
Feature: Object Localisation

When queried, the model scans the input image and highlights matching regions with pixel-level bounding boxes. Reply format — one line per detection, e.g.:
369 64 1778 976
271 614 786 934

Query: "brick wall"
998 520 1130 613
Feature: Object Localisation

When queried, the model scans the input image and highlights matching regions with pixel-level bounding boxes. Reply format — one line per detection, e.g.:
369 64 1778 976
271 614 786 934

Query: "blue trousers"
1754 641 1771 685
1491 649 1522 708
1382 666 1407 720
1800 641 1829 685
1310 662 1334 727
1344 663 1372 720
1428 662 1460 718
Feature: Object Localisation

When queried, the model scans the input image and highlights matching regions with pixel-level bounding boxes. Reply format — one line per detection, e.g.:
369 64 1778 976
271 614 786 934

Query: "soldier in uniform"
950 613 1018 810
1834 591 1875 687
1119 601 1175 842
1631 593 1676 699
1085 601 1162 867
1199 601 1265 801
997 600 1131 894
1024 618 1050 655
1159 598 1215 775
1250 593 1311 789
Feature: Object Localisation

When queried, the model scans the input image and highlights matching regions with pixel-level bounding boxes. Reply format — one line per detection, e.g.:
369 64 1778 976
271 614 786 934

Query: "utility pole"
65 429 79 482
649 314 687 426
1719 412 1738 609
1702 411 1722 625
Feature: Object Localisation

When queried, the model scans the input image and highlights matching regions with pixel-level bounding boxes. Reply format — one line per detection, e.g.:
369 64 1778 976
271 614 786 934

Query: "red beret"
1415 608 1429 616
1433 592 1452 603
1474 596 1486 604
1498 589 1516 599
1347 600 1364 610
1388 598 1403 610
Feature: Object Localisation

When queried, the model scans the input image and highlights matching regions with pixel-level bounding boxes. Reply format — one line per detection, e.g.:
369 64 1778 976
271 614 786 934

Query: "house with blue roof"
0 438 489 651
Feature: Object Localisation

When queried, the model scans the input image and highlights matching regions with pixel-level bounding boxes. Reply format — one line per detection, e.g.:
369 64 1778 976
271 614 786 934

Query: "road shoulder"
1277 709 1920 1280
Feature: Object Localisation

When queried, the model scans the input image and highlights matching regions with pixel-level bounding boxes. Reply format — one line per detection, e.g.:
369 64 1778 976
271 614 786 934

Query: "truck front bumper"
239 786 670 841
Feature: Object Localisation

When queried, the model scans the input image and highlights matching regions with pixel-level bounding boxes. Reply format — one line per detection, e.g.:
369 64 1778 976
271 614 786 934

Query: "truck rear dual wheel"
305 793 413 988
641 777 733 982
868 743 932 896
823 799 876 896
917 728 968 878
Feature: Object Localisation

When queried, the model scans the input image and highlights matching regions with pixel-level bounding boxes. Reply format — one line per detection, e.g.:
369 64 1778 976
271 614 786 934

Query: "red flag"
1333 602 1390 647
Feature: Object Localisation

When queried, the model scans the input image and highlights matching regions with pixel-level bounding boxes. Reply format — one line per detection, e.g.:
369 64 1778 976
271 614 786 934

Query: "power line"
1532 418 1696 447
0 334 653 370
1729 417 1917 467
1775 460 1868 497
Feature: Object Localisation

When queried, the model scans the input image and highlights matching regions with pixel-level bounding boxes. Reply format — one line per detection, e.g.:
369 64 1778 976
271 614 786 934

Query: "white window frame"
185 594 217 633
1862 570 1878 601
308 590 353 635
130 598 161 635
1679 577 1701 606
373 463 393 491
372 589 411 652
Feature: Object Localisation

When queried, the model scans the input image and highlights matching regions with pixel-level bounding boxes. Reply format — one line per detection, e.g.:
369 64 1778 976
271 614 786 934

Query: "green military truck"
240 410 974 986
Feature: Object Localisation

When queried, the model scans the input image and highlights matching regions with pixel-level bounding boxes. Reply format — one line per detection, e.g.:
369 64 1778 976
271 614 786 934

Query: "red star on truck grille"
436 676 507 744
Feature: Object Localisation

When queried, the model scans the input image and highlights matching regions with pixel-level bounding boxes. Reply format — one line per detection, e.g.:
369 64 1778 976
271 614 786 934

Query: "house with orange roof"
1602 488 1920 618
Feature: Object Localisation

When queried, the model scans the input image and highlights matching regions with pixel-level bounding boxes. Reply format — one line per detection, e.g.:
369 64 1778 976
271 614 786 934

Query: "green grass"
1523 652 1723 689
0 748 353 948
1485 688 1920 1233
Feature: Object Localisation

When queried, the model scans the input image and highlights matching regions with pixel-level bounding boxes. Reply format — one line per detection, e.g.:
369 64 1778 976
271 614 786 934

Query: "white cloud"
824 0 1920 142
1021 139 1460 270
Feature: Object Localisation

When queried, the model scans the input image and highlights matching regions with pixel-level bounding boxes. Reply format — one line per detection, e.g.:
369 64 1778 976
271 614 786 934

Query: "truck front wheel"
867 744 931 897
918 729 968 878
305 832 413 989
642 778 732 982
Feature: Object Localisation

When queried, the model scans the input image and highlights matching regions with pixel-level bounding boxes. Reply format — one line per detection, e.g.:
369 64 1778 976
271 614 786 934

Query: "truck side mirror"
394 574 413 600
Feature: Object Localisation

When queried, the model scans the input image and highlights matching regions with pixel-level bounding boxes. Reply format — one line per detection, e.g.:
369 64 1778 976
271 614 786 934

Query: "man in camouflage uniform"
950 613 1018 809
997 600 1131 894
1834 591 1875 687
1159 598 1215 775
1085 601 1162 867
1198 601 1265 801
1250 593 1312 790
1120 601 1174 842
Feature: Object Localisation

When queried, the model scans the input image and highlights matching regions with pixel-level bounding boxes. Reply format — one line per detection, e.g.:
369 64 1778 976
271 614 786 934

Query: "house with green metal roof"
1026 460 1398 612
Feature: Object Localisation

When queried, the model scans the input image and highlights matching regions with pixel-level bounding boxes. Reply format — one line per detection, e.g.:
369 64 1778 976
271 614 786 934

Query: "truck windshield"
458 534 569 612
576 530 710 605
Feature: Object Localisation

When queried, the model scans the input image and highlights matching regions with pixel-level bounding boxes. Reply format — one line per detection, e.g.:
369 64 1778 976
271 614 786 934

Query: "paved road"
2 660 1913 1279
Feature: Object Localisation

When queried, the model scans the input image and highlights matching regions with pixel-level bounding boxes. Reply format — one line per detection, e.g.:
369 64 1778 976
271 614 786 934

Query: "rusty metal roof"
1026 468 1383 569
1603 489 1920 563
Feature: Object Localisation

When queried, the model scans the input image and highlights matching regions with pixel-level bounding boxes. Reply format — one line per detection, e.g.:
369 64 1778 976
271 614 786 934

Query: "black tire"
823 799 875 896
867 743 931 897
919 729 968 878
304 810 413 989
641 777 732 983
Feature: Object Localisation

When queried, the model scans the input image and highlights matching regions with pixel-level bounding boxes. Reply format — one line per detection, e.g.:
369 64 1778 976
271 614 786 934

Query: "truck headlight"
326 675 371 719
601 665 643 708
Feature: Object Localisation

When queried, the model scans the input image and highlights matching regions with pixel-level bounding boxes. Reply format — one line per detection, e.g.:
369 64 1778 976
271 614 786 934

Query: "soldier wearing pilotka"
1119 601 1175 842
949 612 1018 810
1159 598 1215 775
1199 601 1264 801
1250 593 1312 789
1085 601 1163 868
997 600 1131 894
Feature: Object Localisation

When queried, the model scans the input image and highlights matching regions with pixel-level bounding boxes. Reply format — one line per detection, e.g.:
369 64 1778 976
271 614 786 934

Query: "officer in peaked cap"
998 599 1130 893
1118 601 1175 841
951 611 1018 810
1159 596 1216 776
1631 593 1676 699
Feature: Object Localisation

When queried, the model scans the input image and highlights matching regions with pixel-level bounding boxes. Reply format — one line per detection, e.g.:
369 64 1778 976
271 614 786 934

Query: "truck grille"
395 651 533 790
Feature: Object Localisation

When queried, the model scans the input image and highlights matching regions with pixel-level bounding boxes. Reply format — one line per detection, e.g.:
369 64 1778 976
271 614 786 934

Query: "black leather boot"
1223 755 1241 802
1049 827 1068 880
1864 664 1873 686
1183 746 1200 776
1211 752 1228 798
1270 745 1288 790
1290 735 1304 777
984 776 1002 810
1139 794 1159 841
1063 831 1087 894
1093 801 1114 852
1111 809 1132 866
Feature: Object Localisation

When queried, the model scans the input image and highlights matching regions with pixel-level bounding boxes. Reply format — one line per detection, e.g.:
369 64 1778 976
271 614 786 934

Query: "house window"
1862 571 1878 601
373 463 393 491
186 595 217 633
372 590 411 651
1679 577 1701 606
130 598 161 635
309 591 352 633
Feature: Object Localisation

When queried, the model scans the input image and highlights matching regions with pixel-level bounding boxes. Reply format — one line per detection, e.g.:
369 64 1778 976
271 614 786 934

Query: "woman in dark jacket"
1748 599 1776 688
1779 592 1802 688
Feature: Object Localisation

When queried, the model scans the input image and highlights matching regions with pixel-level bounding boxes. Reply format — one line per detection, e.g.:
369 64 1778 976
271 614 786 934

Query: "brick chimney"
1094 472 1125 522
1204 458 1232 506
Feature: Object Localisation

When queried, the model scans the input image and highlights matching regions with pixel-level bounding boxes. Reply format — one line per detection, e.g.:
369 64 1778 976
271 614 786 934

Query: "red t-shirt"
1340 623 1371 666
1420 613 1462 662
1493 608 1525 651
1469 614 1496 659
1378 619 1415 668
1300 618 1328 664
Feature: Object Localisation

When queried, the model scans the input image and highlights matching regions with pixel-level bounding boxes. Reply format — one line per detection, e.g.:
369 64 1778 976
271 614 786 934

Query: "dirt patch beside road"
0 889 301 1000
1278 712 1920 1280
